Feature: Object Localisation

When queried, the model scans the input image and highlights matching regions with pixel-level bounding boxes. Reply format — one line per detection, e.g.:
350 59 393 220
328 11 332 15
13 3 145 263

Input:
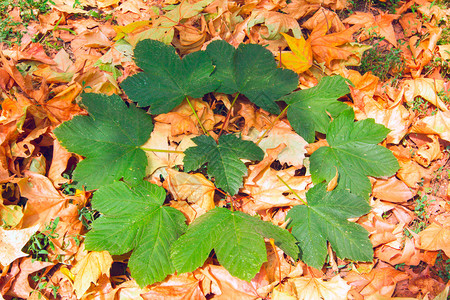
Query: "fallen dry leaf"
71 250 113 298
416 221 450 256
0 224 39 266
165 168 216 211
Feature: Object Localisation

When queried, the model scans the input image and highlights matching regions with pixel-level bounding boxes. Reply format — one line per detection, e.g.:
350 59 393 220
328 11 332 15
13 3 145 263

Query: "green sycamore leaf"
310 109 400 199
53 93 153 190
85 180 187 287
183 134 264 195
121 39 219 114
282 75 350 143
206 40 298 114
287 183 373 269
171 207 299 281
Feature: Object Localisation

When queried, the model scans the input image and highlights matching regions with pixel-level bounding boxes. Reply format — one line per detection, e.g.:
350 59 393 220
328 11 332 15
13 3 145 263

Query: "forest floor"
0 0 449 299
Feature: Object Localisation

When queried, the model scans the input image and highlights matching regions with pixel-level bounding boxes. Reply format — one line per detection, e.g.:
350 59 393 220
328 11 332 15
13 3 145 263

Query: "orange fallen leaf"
411 111 450 142
416 222 450 257
372 177 415 203
309 22 359 69
6 257 54 299
343 11 399 47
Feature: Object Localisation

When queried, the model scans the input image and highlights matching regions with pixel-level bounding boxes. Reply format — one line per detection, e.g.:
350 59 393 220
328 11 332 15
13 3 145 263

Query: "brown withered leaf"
302 8 345 32
16 172 81 230
374 238 421 266
47 138 72 187
165 168 216 211
309 22 359 69
411 111 450 142
243 166 311 212
155 98 220 136
6 257 53 299
200 264 268 300
343 11 399 47
249 120 308 168
141 273 204 299
344 266 410 298
414 135 442 167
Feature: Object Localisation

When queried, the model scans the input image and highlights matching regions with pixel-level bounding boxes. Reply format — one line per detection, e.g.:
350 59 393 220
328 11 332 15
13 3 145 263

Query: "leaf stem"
186 96 210 136
255 104 290 145
276 175 308 206
217 92 240 139
140 147 184 154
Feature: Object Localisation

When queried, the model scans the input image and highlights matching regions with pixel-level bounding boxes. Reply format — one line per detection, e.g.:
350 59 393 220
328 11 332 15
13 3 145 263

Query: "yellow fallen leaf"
113 21 151 40
165 168 216 211
72 251 113 298
276 33 313 74
0 224 39 266
417 222 450 257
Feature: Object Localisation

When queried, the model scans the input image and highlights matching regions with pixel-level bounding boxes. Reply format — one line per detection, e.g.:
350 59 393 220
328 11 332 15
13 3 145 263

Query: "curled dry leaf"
403 78 448 112
414 135 442 167
165 168 216 211
411 111 450 142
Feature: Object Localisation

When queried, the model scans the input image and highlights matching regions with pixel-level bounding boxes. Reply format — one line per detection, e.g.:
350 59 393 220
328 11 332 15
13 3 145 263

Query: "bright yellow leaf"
276 33 313 74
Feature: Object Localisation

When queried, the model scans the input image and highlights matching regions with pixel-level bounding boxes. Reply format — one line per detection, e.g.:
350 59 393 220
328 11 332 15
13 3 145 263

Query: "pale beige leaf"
0 224 39 266
72 251 113 298
248 121 308 168
289 275 351 300
417 222 450 257
165 168 215 211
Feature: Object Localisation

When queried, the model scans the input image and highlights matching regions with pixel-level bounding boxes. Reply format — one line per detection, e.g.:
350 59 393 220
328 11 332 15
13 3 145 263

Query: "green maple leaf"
310 109 399 199
206 40 298 114
282 75 350 143
287 183 373 269
85 181 186 287
53 93 153 190
183 134 264 195
121 39 219 114
171 207 299 281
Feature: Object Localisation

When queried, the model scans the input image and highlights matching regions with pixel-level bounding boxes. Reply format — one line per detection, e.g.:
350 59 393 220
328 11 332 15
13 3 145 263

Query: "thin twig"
255 105 289 145
186 96 210 136
217 92 240 139
140 147 184 154
277 175 308 206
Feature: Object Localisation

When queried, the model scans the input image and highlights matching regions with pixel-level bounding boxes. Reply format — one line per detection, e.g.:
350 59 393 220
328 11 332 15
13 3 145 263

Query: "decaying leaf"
0 224 39 266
